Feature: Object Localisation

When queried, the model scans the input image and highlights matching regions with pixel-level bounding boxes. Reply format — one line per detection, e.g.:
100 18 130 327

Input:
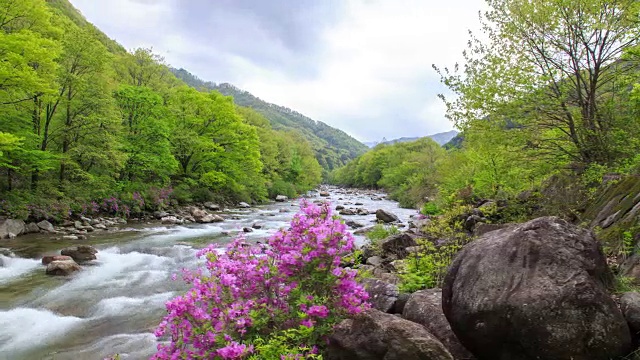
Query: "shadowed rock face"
403 289 474 360
327 309 453 360
442 216 631 360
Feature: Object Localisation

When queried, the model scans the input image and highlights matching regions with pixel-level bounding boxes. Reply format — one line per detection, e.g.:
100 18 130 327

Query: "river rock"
42 255 73 265
203 202 220 211
60 245 98 263
356 208 369 215
161 216 183 225
46 259 81 276
621 292 640 339
154 211 169 219
375 209 398 223
366 256 383 267
345 220 364 229
403 289 474 360
319 191 330 197
339 209 356 216
380 233 417 259
93 223 107 230
275 195 288 202
327 309 453 360
73 220 84 230
62 235 79 240
353 226 375 235
0 248 14 257
442 216 631 360
336 205 345 211
190 208 208 221
198 214 224 224
243 227 253 233
24 222 40 234
238 202 251 209
362 278 399 313
0 219 25 239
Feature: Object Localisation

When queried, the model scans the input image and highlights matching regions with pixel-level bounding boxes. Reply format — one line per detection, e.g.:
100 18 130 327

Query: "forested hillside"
172 68 369 172
0 0 324 220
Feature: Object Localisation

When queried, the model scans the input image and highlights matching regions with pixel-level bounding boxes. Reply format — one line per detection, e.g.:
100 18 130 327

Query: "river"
0 188 416 360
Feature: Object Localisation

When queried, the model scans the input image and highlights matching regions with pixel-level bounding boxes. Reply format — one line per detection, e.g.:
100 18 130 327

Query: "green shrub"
420 202 442 216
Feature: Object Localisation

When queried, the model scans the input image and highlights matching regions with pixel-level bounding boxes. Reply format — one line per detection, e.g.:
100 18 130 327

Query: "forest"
0 0 341 221
332 0 640 218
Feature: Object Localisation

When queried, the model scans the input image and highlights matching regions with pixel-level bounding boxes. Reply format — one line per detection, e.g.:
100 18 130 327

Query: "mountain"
366 130 459 148
171 68 369 171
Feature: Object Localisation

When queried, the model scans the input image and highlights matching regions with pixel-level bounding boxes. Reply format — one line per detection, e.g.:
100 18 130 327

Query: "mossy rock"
582 175 640 250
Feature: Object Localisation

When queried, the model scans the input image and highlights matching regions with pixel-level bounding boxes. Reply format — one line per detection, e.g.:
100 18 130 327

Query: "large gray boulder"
0 219 25 239
403 289 474 360
376 209 399 223
442 217 631 360
327 309 453 360
24 222 41 234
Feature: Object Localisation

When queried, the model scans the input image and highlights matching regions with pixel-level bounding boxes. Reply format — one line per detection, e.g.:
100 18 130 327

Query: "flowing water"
0 188 416 360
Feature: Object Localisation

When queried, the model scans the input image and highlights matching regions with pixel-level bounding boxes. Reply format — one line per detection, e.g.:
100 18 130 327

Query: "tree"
436 0 640 167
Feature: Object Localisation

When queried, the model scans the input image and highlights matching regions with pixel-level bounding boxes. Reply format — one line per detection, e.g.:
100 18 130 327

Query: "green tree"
436 0 640 167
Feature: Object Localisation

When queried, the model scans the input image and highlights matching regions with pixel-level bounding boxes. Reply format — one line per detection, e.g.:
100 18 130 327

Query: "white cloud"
69 0 486 142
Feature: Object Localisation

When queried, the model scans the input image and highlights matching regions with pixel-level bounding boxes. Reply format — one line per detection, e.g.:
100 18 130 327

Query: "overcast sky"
69 0 486 142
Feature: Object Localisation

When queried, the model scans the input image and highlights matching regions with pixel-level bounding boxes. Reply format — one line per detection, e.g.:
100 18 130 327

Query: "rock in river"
375 209 399 223
61 245 98 263
46 259 81 276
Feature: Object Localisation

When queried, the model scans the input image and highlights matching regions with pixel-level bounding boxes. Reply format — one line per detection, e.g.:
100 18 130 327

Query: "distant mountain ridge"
171 68 369 171
365 130 459 148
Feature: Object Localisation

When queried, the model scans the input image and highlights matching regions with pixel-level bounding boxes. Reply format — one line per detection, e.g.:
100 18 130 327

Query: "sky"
69 0 486 143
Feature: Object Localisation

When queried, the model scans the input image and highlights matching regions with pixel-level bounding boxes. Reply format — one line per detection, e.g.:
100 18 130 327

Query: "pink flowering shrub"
153 201 370 359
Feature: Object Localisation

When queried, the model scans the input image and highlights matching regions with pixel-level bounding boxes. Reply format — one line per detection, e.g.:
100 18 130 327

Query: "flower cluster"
153 200 370 359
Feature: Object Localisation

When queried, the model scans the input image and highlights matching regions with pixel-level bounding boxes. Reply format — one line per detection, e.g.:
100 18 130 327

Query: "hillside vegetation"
0 0 327 220
172 68 369 174
332 0 640 224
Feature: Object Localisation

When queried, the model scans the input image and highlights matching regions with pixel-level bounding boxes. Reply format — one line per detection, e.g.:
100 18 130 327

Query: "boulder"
24 222 40 234
442 216 631 360
339 209 356 216
190 208 208 221
380 233 417 259
153 211 169 219
251 223 263 229
375 209 399 223
275 195 288 202
243 227 253 233
327 309 453 360
161 216 183 225
345 220 364 229
366 256 384 267
472 223 507 237
356 208 370 215
0 248 14 257
93 223 107 230
197 214 224 224
353 226 376 235
238 202 251 208
46 260 81 276
403 289 474 360
74 221 84 230
203 202 220 211
42 255 73 265
392 293 410 314
361 278 399 313
336 205 345 211
319 191 330 197
0 219 25 239
620 292 640 339
62 235 79 240
60 245 98 263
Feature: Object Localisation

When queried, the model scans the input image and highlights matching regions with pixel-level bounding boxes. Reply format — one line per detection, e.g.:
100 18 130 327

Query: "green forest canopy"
0 0 332 220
